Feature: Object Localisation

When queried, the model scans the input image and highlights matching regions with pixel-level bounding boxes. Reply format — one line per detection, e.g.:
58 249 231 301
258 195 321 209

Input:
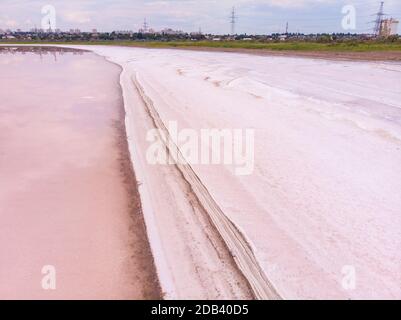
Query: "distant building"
91 29 99 39
279 34 287 41
115 30 133 35
161 28 184 35
138 27 155 34
380 18 399 37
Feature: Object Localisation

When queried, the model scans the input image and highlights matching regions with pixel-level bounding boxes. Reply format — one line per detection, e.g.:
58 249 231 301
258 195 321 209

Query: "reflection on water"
0 46 87 62
0 46 86 54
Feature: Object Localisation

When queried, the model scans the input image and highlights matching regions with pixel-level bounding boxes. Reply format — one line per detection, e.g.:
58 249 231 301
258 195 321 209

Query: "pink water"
0 47 156 299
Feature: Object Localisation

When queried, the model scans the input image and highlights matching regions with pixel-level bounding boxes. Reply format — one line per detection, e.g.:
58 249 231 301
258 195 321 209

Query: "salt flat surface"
72 46 401 299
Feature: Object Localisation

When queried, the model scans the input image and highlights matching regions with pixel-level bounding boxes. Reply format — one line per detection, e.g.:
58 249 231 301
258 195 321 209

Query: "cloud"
0 0 400 34
63 11 92 24
0 16 18 28
235 0 336 8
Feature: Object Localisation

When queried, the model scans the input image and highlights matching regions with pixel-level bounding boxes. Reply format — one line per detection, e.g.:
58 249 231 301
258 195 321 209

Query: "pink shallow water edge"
0 47 145 299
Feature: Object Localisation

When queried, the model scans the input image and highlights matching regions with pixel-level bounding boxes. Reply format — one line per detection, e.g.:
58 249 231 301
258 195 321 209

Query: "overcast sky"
0 0 400 34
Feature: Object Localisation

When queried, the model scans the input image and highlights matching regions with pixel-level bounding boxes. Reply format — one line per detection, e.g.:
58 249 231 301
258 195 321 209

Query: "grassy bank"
2 40 401 52
130 40 401 52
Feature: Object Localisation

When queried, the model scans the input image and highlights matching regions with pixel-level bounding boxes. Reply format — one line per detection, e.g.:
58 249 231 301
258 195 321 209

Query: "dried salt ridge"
14 45 401 300
132 74 281 300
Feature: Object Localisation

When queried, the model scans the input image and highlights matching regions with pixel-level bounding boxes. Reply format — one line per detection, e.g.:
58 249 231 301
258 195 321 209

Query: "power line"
229 7 237 35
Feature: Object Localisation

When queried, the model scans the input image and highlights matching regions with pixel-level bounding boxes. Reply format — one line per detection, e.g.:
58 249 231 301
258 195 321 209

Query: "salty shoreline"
88 45 401 299
110 45 401 62
112 64 162 300
171 47 401 62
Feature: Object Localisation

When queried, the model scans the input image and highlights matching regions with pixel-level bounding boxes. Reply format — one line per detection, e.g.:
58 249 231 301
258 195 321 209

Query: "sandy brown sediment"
112 75 162 300
224 48 401 62
118 45 401 62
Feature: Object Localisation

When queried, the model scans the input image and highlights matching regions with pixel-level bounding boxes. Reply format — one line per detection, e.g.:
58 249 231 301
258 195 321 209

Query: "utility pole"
230 7 237 35
373 1 386 36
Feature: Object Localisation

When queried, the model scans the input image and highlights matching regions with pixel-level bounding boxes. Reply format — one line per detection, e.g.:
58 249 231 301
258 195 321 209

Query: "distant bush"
317 35 332 43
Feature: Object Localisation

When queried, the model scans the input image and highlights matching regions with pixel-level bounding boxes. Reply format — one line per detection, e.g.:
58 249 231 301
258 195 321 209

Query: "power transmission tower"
373 1 386 36
285 22 289 35
230 7 237 35
143 18 149 33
